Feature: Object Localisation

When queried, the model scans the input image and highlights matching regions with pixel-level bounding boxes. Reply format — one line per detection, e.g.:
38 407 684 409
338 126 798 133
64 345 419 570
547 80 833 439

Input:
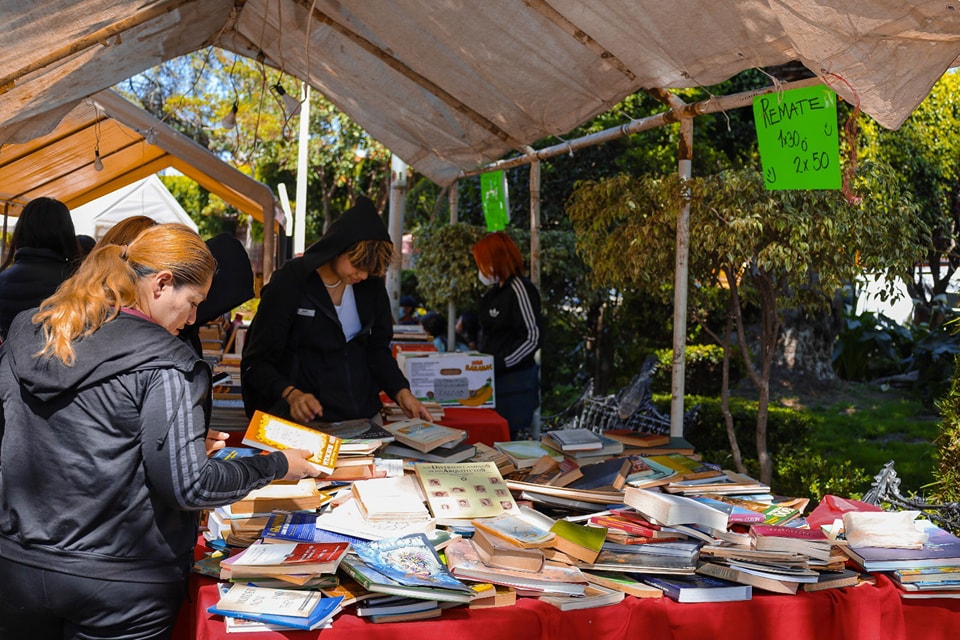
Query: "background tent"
69 174 198 240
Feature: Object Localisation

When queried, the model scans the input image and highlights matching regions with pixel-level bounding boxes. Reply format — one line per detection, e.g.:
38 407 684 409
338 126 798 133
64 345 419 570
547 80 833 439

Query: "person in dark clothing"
0 223 320 640
473 231 542 439
398 294 420 324
456 310 480 351
0 196 80 341
242 196 430 425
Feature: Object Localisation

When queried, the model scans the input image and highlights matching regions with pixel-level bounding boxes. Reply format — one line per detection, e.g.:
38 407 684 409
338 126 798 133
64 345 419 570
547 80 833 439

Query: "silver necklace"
323 278 342 288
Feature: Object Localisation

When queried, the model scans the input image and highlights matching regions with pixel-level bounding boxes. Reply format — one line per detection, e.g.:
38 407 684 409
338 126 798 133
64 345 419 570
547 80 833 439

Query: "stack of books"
209 583 344 631
219 540 350 586
381 418 476 463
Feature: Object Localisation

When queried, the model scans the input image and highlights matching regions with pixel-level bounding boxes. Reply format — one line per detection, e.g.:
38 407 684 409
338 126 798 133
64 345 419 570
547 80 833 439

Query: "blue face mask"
478 270 498 287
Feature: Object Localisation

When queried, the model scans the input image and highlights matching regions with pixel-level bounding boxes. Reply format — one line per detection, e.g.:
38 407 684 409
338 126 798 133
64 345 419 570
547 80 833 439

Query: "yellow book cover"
242 410 342 474
415 461 520 519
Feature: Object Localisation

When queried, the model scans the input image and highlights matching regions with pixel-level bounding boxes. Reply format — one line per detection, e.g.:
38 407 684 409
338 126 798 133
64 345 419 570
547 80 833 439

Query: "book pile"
209 583 344 631
381 418 476 463
844 517 960 599
382 401 445 423
219 540 350 587
540 431 625 464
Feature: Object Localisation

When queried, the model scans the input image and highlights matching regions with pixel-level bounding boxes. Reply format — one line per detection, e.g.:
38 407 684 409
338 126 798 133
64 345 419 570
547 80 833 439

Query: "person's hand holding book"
280 449 324 480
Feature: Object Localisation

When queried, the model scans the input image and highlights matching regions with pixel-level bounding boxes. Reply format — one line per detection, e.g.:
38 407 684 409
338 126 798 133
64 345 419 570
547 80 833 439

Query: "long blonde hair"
32 223 215 364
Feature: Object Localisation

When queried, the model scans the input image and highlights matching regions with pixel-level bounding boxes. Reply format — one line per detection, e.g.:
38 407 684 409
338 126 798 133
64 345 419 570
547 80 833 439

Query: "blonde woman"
0 223 318 640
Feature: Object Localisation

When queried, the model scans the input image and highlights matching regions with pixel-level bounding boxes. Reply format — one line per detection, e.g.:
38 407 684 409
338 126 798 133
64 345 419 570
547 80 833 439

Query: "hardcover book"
415 461 520 519
243 410 342 474
601 429 671 448
802 568 862 592
384 418 467 453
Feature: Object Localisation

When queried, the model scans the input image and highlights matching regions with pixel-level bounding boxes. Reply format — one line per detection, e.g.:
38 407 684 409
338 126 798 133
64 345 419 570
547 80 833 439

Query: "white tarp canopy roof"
2 1 960 189
70 174 198 240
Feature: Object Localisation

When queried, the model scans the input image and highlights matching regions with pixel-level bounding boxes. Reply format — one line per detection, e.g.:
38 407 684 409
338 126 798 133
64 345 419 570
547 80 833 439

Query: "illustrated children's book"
243 410 342 474
351 533 474 597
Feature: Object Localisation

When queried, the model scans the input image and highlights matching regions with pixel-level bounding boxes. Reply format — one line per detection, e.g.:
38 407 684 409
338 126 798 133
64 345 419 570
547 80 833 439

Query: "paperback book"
220 540 349 580
350 475 432 522
845 520 960 572
207 584 343 633
623 487 729 532
384 418 467 453
243 410 342 474
444 538 588 596
352 533 474 595
541 428 604 452
415 461 520 519
640 573 752 603
383 441 478 463
339 554 475 603
208 583 344 630
494 440 564 469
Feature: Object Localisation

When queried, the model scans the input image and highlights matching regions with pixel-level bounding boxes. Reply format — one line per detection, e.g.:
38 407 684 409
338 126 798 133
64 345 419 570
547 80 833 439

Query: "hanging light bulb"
273 83 301 118
93 146 104 172
221 100 238 130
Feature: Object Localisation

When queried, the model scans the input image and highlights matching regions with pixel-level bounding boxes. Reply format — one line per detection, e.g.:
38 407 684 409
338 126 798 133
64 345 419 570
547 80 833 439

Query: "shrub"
651 345 744 396
933 355 960 504
651 394 860 500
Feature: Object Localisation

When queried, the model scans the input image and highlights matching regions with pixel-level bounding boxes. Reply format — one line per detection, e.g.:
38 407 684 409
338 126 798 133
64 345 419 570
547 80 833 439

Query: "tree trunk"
776 307 839 384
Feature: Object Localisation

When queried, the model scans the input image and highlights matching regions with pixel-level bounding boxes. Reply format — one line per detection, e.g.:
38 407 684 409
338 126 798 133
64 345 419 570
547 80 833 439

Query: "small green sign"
481 170 509 231
753 85 841 190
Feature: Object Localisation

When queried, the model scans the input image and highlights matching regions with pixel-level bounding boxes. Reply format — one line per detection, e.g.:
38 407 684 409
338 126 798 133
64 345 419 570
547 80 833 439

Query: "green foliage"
934 358 960 503
676 394 814 457
651 344 744 395
832 308 914 381
411 222 486 310
774 447 871 502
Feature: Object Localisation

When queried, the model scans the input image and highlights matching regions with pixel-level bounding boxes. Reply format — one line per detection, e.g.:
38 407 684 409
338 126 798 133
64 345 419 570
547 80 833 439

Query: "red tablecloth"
177 571 960 640
436 408 510 446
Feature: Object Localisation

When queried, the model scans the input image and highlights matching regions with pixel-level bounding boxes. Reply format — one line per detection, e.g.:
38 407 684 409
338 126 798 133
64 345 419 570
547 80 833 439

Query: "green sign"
481 170 509 231
753 85 841 190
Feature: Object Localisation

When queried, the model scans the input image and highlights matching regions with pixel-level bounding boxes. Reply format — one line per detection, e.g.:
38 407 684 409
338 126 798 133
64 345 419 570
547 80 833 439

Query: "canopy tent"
3 1 960 438
1 1 959 190
69 174 197 240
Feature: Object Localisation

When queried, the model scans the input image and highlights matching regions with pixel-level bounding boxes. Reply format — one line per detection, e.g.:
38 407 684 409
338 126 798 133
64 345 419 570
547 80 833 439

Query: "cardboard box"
398 352 495 408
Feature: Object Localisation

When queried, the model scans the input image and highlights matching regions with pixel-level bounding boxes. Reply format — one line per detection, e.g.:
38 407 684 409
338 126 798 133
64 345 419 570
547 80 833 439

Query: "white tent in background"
70 175 198 240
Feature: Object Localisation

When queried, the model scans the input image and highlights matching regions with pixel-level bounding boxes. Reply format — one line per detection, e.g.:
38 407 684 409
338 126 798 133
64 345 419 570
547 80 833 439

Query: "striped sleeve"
502 278 540 368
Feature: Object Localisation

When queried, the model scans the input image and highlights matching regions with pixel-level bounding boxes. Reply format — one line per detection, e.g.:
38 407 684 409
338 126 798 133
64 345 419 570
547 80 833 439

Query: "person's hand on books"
279 449 324 480
282 386 323 424
396 388 433 421
205 429 230 456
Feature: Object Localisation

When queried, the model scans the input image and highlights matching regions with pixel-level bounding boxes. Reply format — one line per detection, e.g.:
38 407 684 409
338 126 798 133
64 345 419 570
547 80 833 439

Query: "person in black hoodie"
241 196 430 425
473 231 542 439
0 196 80 341
0 223 320 640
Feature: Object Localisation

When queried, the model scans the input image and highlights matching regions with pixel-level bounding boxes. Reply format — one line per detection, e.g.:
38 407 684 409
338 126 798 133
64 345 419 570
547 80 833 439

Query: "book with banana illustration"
397 352 496 408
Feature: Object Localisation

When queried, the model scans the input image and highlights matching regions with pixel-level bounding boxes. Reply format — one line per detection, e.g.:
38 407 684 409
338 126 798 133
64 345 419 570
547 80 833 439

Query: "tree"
567 163 925 483
860 71 960 326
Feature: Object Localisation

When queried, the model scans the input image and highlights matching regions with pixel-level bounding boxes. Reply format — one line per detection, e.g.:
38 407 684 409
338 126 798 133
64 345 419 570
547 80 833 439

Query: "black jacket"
241 198 409 421
0 247 75 341
478 274 542 374
0 311 288 583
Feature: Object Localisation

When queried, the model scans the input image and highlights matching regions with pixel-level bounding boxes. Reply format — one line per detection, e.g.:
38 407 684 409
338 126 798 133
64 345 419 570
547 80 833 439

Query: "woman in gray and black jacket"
0 223 319 640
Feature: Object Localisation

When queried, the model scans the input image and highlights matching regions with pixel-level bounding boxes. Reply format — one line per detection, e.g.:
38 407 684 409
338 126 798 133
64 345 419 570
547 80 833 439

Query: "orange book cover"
242 410 342 474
